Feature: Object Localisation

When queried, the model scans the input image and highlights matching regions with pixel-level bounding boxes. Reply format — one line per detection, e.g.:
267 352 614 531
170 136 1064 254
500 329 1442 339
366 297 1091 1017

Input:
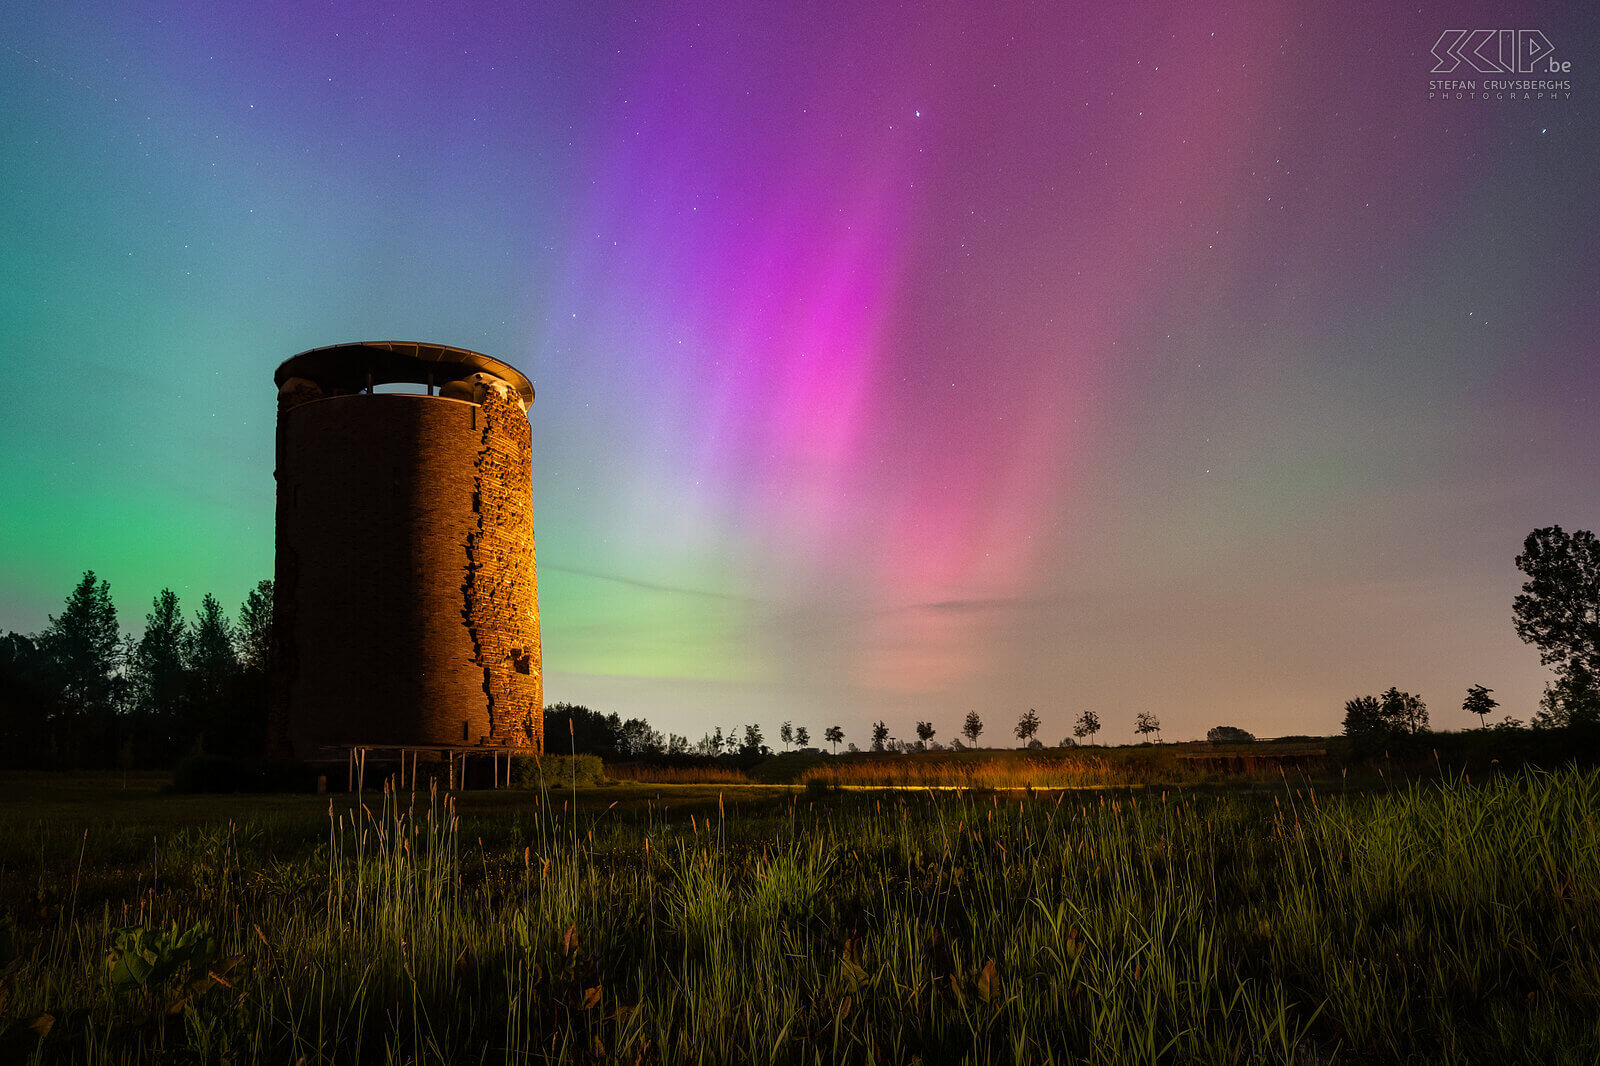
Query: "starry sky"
2 0 1596 746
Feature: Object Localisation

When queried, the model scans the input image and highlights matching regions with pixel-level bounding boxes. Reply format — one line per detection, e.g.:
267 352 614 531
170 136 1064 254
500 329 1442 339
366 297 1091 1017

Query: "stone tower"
270 341 542 757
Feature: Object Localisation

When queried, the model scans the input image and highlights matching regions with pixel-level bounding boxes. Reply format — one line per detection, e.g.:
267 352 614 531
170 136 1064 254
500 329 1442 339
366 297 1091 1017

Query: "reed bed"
605 763 755 785
796 752 1127 789
1 768 1597 1063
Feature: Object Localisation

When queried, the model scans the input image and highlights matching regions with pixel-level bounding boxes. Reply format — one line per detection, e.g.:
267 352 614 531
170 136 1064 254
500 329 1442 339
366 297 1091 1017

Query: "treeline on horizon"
0 575 274 770
1 525 1595 772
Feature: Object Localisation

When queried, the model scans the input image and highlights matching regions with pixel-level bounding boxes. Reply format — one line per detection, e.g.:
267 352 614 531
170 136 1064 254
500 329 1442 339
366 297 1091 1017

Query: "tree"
221 578 276 760
1343 688 1428 748
779 720 794 750
0 633 56 766
1015 708 1040 746
547 703 629 755
794 725 810 748
870 720 889 752
183 594 237 755
236 579 273 675
38 571 123 723
961 710 983 746
1073 710 1100 745
129 589 187 731
1206 725 1255 744
37 571 123 765
617 717 665 756
1462 685 1498 729
187 595 236 689
741 722 765 757
1342 695 1384 737
1532 668 1600 729
914 720 935 749
1135 712 1161 743
824 725 844 753
1380 687 1428 735
1513 526 1600 690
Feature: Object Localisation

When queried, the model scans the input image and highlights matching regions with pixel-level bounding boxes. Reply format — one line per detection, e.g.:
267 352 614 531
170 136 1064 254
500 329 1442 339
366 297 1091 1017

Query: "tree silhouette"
187 595 236 701
545 703 661 759
236 579 273 675
38 571 122 723
794 725 810 748
1073 710 1100 745
824 725 844 753
1343 687 1428 749
779 721 794 750
0 633 55 763
870 720 889 752
915 720 935 749
962 710 983 746
741 722 765 756
179 594 239 757
1462 685 1498 729
1343 695 1383 737
1532 668 1600 729
1381 687 1428 734
1015 708 1041 746
129 589 187 731
1513 527 1600 689
1134 712 1161 743
1206 725 1255 744
37 571 123 764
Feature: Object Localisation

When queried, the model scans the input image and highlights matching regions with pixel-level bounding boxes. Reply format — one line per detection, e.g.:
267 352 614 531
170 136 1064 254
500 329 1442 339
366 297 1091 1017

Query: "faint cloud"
915 597 1022 614
543 564 756 602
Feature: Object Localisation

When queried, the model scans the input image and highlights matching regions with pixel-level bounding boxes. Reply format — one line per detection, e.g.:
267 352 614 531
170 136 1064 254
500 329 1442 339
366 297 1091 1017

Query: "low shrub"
507 753 605 789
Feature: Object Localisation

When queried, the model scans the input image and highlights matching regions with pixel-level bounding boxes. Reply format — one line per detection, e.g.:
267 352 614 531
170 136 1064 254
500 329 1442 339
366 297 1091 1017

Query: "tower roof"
275 341 534 405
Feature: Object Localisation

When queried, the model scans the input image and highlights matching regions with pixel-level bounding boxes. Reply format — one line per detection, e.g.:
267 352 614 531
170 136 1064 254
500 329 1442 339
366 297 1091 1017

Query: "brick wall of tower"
274 391 542 756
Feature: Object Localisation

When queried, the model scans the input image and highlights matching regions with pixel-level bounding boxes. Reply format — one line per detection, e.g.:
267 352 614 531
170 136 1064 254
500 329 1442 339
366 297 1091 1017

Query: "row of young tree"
0 572 274 768
845 708 1171 752
620 710 1256 760
548 709 853 762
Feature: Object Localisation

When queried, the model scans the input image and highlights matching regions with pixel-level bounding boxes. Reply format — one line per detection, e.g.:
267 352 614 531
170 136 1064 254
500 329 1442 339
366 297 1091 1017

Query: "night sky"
2 1 1596 745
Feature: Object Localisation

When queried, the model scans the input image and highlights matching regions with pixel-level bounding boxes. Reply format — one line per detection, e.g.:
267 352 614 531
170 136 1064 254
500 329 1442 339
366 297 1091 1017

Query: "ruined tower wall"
463 387 544 745
275 388 542 754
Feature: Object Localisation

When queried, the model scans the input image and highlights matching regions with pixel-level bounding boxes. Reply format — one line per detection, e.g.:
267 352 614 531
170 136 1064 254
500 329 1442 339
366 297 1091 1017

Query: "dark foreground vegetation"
1 767 1597 1064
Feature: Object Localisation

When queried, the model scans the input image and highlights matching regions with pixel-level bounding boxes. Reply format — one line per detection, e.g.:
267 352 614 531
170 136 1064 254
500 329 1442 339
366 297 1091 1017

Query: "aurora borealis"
2 1 1596 744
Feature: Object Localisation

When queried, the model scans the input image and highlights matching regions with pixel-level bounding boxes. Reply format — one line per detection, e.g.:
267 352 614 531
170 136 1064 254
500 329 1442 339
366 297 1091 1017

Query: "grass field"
0 767 1596 1063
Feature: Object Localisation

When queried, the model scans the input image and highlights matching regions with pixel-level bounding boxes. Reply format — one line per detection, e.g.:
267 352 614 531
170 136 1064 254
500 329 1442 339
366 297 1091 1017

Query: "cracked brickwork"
462 385 543 746
273 386 542 756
